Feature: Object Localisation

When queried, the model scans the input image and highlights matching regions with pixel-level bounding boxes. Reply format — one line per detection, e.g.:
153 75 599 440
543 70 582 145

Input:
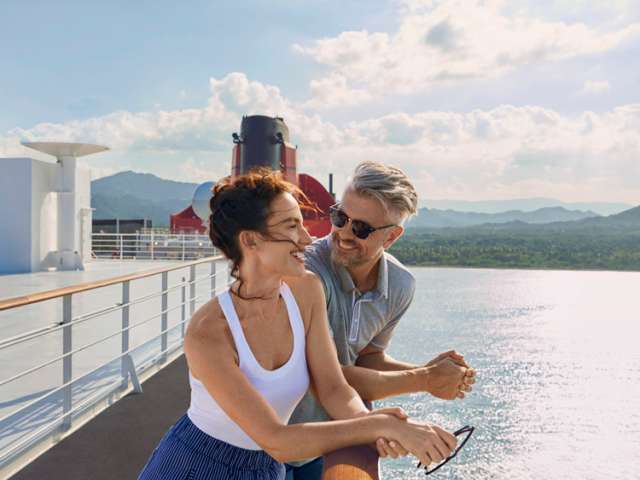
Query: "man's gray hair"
348 161 418 221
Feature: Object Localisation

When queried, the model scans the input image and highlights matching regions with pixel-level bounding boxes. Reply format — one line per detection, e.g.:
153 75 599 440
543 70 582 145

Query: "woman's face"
254 192 312 277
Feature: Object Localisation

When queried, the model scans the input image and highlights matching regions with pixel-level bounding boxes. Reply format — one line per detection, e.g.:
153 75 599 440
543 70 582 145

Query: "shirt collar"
330 238 389 299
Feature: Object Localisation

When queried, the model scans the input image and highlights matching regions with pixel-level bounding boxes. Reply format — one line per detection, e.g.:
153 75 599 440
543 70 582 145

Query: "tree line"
388 228 640 271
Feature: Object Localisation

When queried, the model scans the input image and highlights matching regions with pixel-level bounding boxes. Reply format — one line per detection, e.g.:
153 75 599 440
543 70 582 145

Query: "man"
285 161 476 480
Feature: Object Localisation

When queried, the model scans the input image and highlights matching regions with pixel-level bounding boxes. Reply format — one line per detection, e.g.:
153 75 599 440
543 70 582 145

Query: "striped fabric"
138 414 285 480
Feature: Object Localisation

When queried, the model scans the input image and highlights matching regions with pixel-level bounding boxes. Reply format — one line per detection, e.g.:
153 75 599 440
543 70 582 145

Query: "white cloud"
581 80 611 94
175 158 222 184
1 73 638 204
303 74 372 109
294 0 640 105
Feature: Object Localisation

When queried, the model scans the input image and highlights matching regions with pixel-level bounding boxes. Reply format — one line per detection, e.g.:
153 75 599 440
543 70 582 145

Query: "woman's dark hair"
208 168 315 288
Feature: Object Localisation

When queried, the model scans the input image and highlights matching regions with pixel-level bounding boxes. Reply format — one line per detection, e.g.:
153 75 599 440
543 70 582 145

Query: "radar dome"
191 181 215 222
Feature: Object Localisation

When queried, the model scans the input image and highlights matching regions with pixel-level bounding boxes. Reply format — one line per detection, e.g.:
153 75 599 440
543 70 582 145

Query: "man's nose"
335 219 355 240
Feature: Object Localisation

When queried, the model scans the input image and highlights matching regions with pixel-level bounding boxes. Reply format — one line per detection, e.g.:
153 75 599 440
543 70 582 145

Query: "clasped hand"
375 350 476 460
368 407 457 466
425 350 476 400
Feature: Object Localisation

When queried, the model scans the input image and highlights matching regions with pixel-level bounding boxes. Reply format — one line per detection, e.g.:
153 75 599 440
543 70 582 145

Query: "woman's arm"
184 305 410 463
184 301 455 465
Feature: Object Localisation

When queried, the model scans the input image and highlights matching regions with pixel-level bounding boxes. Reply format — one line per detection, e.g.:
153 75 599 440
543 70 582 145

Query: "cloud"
1 73 638 203
175 158 223 184
581 80 611 94
303 74 372 109
294 0 640 105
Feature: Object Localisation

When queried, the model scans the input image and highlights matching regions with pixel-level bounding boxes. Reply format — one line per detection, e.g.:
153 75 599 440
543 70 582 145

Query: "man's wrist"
352 409 370 418
414 366 432 394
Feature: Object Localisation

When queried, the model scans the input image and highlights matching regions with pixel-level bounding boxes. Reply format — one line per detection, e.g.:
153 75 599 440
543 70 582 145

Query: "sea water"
379 267 640 479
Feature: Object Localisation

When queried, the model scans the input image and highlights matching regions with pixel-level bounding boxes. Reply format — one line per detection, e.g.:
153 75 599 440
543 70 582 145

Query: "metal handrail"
0 324 58 350
0 286 225 427
0 300 182 388
0 255 223 312
0 254 230 478
0 269 228 353
0 329 192 464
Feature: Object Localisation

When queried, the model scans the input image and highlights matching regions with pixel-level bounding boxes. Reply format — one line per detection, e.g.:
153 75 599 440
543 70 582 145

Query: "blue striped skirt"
138 414 285 480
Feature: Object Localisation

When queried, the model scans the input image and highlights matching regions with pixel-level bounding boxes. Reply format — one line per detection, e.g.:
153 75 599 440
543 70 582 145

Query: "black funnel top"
236 115 290 174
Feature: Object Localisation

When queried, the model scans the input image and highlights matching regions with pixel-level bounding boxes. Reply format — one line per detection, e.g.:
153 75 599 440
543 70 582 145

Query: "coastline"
401 262 640 274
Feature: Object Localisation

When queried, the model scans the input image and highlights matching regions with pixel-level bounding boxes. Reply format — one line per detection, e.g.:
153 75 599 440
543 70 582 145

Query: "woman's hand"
384 418 457 467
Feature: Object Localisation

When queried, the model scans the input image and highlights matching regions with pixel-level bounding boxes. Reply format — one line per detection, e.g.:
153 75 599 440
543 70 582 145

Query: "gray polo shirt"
288 235 415 430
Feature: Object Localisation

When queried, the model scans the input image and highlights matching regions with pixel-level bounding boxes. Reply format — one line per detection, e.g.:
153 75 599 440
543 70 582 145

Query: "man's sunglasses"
418 425 475 476
329 204 397 240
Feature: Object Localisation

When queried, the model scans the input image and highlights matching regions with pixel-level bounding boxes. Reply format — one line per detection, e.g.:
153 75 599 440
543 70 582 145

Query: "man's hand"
426 350 468 368
365 407 411 459
422 351 476 400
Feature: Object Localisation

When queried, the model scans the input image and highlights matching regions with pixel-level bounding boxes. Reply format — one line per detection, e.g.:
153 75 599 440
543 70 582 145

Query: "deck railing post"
161 271 168 363
150 231 155 260
189 265 196 316
210 260 216 298
182 234 186 261
181 276 186 338
62 294 73 430
119 234 124 260
121 281 130 387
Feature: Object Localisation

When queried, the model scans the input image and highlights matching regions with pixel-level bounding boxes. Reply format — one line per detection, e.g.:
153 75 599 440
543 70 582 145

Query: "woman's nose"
301 226 313 245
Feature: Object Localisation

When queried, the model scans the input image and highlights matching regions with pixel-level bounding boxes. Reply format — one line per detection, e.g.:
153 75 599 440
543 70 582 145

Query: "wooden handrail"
322 445 379 480
0 256 226 312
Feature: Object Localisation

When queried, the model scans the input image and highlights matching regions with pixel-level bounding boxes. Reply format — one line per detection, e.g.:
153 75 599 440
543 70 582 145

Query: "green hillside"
391 206 640 271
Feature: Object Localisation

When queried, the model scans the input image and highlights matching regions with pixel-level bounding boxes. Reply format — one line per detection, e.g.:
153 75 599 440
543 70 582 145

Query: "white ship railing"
0 256 231 479
91 232 216 261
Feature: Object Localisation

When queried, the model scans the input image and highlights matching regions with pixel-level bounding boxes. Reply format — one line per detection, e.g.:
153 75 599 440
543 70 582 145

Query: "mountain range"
92 171 197 225
92 171 637 229
421 198 633 216
407 206 599 229
443 205 640 234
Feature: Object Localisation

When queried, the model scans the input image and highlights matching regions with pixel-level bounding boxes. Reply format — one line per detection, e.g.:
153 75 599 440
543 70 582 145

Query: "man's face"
330 188 401 269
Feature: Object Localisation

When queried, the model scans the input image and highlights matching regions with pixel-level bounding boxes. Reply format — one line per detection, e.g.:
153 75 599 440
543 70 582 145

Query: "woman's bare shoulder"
284 270 323 303
186 297 231 348
283 271 324 334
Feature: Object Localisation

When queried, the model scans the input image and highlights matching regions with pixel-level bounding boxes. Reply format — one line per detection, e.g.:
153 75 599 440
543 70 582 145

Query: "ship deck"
11 354 190 480
0 259 187 301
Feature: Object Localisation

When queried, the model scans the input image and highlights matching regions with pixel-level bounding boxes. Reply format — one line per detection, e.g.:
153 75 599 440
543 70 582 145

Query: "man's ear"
383 225 404 249
238 230 258 251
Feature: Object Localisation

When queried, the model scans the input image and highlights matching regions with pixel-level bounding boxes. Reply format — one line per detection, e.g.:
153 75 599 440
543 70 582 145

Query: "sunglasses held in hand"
417 426 475 476
329 204 397 240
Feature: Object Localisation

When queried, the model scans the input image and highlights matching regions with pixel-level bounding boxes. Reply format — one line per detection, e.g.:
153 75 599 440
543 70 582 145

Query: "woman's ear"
238 231 258 251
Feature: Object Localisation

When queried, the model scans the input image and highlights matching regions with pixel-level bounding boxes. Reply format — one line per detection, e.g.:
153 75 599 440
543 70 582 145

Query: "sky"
1 0 639 204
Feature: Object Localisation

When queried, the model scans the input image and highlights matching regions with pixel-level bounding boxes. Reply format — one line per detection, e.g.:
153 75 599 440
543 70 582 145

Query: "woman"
138 170 457 479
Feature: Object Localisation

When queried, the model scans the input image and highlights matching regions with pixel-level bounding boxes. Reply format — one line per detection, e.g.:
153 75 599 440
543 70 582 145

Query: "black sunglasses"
329 204 397 240
418 425 475 476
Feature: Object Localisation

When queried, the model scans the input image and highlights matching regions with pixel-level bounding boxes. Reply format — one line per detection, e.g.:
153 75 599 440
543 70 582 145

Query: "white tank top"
187 282 310 450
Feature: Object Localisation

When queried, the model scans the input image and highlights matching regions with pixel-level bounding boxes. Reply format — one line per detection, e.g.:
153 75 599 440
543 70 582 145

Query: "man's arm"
341 363 426 401
356 345 418 371
344 346 474 401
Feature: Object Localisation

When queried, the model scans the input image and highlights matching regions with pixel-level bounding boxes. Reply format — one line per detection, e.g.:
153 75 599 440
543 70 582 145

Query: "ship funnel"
230 115 297 184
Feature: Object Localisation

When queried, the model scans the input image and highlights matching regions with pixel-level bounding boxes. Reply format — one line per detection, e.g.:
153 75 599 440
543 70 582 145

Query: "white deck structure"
0 142 108 274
